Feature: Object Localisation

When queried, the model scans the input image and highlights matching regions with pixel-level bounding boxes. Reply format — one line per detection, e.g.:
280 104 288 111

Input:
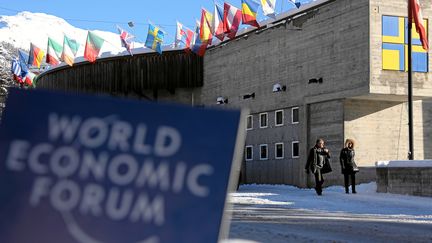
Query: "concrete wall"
423 100 432 159
344 99 431 166
163 0 432 187
202 0 370 186
370 0 432 97
305 99 345 187
139 88 198 105
203 0 371 111
377 166 432 197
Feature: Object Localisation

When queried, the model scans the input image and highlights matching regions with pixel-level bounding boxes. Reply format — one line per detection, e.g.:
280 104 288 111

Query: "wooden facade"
36 50 203 98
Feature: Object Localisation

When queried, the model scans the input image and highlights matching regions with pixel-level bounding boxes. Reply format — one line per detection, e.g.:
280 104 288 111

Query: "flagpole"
407 0 414 160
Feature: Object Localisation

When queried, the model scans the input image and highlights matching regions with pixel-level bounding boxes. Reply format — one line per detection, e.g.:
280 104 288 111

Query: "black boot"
315 187 322 196
351 174 356 193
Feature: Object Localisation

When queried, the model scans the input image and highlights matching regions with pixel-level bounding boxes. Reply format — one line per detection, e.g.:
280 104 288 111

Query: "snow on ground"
228 182 432 218
222 183 432 243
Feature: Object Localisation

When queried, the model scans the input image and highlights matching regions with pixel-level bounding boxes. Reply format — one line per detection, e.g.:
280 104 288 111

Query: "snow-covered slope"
0 11 143 57
0 11 149 104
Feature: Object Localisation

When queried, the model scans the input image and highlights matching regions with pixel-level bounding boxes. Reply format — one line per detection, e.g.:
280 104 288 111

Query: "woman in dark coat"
339 139 359 194
305 139 331 196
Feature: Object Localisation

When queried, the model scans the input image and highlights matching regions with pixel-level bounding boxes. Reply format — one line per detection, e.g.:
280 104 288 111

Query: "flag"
145 23 164 54
11 59 23 84
191 20 201 47
28 43 45 68
213 4 225 41
13 75 23 84
11 59 24 84
192 37 209 57
11 59 21 76
409 0 428 50
191 20 208 56
288 0 301 8
84 31 105 63
241 0 260 27
191 20 200 47
117 26 134 55
62 35 79 66
223 2 242 39
200 8 213 43
184 28 194 49
46 37 62 66
261 0 276 19
175 21 185 47
24 72 36 87
18 50 29 77
175 21 194 49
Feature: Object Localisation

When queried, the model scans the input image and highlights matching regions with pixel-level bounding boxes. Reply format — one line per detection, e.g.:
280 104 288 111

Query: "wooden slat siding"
37 50 203 95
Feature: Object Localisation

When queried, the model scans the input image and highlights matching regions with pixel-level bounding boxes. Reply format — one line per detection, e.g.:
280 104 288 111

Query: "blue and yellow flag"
145 23 164 54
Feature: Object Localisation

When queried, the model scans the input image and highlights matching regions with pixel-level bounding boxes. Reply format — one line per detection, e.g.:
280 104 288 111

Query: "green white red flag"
84 31 105 63
62 35 79 66
46 37 62 66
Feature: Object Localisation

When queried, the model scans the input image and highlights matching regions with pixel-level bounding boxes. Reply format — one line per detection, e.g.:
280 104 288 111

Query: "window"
292 141 299 158
260 144 268 160
245 146 253 161
246 115 253 130
275 143 284 159
291 107 299 124
382 15 428 72
275 110 284 126
259 113 268 128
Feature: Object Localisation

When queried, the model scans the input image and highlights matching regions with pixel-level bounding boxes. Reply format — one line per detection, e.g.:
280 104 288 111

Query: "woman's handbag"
352 161 360 172
321 158 332 174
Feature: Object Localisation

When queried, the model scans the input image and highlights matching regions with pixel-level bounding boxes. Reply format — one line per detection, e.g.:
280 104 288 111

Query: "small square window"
260 144 268 160
275 143 284 159
245 145 253 161
292 141 299 158
292 107 299 124
246 115 253 130
259 113 268 128
275 110 284 126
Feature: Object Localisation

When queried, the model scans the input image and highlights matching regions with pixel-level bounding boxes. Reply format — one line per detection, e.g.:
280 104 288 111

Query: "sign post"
0 88 245 243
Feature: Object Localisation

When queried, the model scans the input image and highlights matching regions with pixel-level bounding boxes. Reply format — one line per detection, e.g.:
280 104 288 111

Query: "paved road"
226 204 432 243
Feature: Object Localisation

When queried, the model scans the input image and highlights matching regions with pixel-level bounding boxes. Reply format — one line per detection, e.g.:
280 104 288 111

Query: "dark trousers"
314 171 324 195
344 173 356 193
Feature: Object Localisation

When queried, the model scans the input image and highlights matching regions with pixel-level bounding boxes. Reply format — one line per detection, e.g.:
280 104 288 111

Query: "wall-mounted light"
243 93 255 99
216 97 228 104
308 77 323 84
272 83 287 92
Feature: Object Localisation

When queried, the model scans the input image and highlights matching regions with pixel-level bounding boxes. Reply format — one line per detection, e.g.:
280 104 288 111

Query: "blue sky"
0 0 312 44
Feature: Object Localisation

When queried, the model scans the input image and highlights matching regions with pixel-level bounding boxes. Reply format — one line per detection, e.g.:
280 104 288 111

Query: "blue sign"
0 88 243 243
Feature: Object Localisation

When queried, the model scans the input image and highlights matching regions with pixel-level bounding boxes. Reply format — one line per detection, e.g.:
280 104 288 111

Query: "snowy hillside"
0 11 142 57
0 11 148 115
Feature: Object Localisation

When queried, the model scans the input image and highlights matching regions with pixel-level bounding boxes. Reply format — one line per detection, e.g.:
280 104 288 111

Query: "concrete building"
37 0 432 187
198 0 432 187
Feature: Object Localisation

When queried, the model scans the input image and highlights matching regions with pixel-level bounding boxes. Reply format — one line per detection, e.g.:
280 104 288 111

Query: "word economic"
5 113 214 226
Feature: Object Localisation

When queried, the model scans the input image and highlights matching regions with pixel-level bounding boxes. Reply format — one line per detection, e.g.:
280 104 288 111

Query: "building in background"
36 0 432 187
